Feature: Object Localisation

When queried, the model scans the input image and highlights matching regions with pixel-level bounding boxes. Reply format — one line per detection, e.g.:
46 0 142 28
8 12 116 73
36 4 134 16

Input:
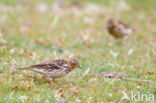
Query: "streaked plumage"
107 18 132 38
17 58 82 81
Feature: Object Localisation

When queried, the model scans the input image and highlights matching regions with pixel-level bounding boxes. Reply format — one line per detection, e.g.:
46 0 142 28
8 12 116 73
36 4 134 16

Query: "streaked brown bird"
107 18 132 39
17 58 82 81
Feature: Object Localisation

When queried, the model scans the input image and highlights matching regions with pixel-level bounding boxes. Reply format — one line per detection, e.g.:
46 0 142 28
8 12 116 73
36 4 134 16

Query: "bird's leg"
53 78 57 82
45 76 52 83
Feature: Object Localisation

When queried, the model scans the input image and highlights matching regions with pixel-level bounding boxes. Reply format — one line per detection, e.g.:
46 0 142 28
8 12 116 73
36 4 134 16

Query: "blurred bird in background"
107 18 132 39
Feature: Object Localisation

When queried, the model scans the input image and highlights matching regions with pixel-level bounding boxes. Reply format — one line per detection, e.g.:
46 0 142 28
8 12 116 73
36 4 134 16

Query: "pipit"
17 58 82 82
107 18 132 39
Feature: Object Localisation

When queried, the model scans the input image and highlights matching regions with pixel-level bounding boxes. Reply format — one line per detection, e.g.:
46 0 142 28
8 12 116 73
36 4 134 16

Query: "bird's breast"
47 69 70 78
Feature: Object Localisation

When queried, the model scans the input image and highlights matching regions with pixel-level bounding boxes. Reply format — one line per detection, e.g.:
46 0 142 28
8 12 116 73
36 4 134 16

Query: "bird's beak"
79 66 82 69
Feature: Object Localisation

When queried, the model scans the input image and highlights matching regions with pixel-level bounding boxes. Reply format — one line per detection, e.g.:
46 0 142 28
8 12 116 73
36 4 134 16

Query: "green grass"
0 0 156 103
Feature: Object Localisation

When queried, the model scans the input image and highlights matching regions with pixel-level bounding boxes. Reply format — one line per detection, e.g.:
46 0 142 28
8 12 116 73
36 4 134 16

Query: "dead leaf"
36 3 48 13
18 48 24 55
83 17 95 24
147 72 154 75
56 100 68 103
57 88 67 98
84 3 103 15
132 25 141 32
80 30 90 41
35 90 39 94
22 72 32 78
128 48 133 55
110 50 119 59
109 93 113 98
10 48 16 54
36 38 46 45
9 65 17 74
58 88 63 93
71 1 82 8
89 78 97 83
60 92 67 98
12 86 18 89
18 81 31 90
113 87 117 92
80 30 92 48
27 85 31 90
19 96 28 103
0 39 6 44
58 38 66 48
136 86 141 90
70 86 79 95
75 98 81 103
46 83 51 88
20 26 30 34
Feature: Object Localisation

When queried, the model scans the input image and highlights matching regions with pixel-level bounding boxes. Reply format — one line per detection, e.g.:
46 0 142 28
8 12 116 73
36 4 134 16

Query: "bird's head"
107 19 118 28
68 58 82 70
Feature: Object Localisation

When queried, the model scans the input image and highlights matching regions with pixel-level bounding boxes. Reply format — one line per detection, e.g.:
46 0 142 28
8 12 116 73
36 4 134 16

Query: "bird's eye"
72 63 76 66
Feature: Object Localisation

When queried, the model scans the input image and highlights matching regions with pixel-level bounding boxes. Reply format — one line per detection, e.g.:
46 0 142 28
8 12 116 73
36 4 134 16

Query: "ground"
0 0 156 103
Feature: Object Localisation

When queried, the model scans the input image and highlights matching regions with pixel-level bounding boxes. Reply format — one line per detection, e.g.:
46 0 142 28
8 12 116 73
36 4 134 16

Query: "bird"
107 18 132 39
17 58 82 82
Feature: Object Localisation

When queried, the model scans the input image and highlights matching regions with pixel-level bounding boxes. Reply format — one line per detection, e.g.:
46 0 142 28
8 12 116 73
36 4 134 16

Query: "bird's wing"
30 59 68 70
30 63 60 70
119 21 129 28
52 59 68 66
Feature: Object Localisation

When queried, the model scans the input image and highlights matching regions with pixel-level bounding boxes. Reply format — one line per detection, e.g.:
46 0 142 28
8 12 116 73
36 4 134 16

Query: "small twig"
101 72 156 85
122 77 154 84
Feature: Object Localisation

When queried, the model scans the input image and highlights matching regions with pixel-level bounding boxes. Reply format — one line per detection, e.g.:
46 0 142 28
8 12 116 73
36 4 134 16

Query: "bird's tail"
10 65 31 74
17 67 30 70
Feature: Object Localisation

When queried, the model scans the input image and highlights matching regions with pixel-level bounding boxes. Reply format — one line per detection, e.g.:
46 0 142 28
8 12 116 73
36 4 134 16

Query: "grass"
0 0 156 103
